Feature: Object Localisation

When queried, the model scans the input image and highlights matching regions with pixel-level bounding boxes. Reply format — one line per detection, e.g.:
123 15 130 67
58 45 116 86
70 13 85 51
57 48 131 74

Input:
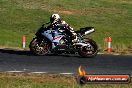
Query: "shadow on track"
0 48 81 58
0 48 32 56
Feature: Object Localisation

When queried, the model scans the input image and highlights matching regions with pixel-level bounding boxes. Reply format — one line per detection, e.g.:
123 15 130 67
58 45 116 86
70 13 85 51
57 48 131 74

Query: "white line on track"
4 71 75 75
59 73 74 75
113 53 120 55
31 72 48 74
5 71 25 73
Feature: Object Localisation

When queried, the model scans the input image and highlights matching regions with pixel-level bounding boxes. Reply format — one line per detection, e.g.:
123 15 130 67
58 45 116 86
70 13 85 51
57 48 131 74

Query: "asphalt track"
0 48 132 75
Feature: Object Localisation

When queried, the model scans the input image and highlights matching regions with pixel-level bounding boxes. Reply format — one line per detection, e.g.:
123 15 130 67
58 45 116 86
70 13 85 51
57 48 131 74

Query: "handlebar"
42 22 50 27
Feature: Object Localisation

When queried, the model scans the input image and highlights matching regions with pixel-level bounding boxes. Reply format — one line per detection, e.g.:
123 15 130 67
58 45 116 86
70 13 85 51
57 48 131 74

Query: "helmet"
50 14 60 23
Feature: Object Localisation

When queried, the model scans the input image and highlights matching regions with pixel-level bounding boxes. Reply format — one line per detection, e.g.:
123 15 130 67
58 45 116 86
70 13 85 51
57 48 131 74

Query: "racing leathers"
49 19 77 43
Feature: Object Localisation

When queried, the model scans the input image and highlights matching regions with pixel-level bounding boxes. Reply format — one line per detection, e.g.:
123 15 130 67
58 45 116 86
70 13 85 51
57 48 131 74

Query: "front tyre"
78 39 98 58
29 37 50 55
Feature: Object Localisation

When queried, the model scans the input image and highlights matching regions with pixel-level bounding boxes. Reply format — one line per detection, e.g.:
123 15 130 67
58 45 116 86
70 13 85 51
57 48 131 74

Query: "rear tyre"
29 37 50 55
78 39 98 58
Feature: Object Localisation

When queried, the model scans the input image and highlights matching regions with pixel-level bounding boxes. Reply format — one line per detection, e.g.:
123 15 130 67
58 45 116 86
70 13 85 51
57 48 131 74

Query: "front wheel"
78 39 98 58
29 37 50 55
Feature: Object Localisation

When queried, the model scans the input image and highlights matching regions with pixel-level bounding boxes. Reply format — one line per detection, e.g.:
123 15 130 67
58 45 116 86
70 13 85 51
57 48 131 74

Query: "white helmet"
50 14 60 23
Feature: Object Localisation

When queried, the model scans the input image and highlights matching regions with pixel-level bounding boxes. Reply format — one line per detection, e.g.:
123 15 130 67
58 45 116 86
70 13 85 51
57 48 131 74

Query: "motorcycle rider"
49 14 78 43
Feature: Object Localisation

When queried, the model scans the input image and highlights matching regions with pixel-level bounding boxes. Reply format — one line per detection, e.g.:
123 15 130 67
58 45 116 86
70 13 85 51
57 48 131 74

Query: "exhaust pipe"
80 27 95 35
84 28 95 35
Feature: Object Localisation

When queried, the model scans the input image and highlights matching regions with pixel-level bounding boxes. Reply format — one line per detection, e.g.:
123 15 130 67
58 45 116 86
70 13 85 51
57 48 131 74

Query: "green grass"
0 73 132 88
0 0 132 53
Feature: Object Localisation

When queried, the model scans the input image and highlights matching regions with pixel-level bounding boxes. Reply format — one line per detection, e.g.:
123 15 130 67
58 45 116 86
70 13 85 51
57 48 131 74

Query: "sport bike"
29 23 98 57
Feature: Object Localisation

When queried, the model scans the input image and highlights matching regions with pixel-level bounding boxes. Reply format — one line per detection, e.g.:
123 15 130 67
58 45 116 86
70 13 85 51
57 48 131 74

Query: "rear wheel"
78 39 98 58
29 38 50 55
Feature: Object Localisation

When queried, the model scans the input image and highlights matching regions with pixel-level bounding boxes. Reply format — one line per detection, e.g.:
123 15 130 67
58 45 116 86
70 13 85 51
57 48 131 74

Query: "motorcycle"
29 23 98 57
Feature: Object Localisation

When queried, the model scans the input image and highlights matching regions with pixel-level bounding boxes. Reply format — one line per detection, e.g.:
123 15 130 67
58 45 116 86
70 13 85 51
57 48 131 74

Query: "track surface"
0 49 132 75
